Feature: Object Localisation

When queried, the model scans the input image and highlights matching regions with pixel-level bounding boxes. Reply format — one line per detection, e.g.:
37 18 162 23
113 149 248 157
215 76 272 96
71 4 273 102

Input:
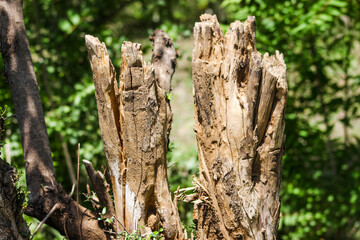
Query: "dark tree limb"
83 159 115 218
149 29 177 141
0 157 30 240
0 1 107 239
0 0 56 201
0 108 28 240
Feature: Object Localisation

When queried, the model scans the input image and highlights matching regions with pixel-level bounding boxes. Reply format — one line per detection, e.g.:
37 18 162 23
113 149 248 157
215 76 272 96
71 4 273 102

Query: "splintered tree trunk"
192 14 287 239
85 31 182 239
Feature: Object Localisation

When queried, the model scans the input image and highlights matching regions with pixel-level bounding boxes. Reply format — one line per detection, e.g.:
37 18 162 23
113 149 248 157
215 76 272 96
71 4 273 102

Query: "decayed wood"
149 30 177 139
86 31 182 239
192 14 287 240
85 34 124 232
149 29 177 93
83 160 115 218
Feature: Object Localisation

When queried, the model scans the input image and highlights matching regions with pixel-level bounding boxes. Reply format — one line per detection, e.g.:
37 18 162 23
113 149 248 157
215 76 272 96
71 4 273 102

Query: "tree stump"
86 31 182 239
192 14 287 240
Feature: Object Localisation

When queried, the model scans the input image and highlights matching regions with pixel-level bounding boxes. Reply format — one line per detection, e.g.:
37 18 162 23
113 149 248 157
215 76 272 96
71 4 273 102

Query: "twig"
77 143 81 240
4 114 15 120
64 223 69 240
30 203 60 240
193 176 210 196
77 143 80 204
69 183 76 198
115 217 129 234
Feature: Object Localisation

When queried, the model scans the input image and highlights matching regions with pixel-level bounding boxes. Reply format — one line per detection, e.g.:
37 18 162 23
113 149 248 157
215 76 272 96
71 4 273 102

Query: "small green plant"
14 169 30 209
0 106 7 149
147 228 163 240
164 91 172 101
116 228 163 240
97 207 115 224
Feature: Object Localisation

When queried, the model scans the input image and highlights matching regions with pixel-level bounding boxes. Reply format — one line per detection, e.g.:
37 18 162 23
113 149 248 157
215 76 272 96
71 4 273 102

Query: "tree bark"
83 159 115 219
0 1 107 239
0 159 30 240
85 30 182 239
0 116 30 240
192 14 287 240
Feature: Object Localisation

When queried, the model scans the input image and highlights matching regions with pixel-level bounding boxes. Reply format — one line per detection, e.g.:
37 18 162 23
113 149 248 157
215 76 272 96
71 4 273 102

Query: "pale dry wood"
120 41 182 239
192 14 287 240
85 34 125 232
86 32 183 239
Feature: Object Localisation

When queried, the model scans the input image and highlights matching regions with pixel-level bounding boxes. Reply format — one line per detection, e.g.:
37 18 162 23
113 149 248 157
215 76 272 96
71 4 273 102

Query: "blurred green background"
1 0 360 239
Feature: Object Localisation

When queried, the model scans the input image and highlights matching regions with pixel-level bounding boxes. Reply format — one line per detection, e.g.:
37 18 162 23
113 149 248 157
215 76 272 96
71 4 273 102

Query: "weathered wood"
85 35 124 232
149 29 177 93
83 160 115 219
192 14 287 240
86 31 183 239
149 30 177 139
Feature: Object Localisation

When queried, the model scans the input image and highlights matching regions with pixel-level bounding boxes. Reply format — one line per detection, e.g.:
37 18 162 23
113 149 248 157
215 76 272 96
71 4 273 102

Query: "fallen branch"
30 203 60 240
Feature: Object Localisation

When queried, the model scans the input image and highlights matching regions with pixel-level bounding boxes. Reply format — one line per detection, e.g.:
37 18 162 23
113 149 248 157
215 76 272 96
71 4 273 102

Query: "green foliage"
0 106 7 149
165 92 172 101
1 0 360 239
116 228 163 240
167 141 198 229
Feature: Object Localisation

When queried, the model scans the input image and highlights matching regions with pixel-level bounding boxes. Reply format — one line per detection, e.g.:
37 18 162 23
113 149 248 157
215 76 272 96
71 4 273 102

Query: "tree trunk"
0 116 30 240
85 30 182 239
192 14 287 240
0 159 30 240
0 1 107 239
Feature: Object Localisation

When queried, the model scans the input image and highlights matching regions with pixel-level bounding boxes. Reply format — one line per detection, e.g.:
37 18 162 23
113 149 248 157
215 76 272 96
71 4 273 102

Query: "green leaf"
58 19 72 32
318 14 333 22
299 130 308 137
70 14 81 25
291 22 308 34
326 7 342 16
328 0 347 7
101 207 107 215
